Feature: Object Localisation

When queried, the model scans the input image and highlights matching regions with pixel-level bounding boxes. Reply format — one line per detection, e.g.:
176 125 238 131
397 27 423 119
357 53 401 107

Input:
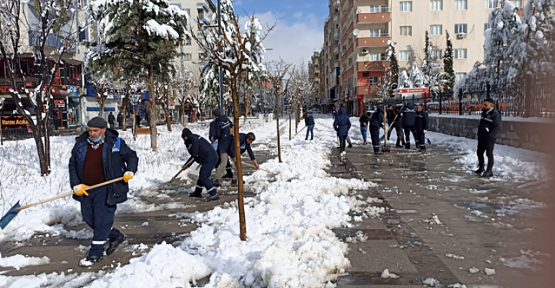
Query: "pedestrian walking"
182 128 220 201
333 106 351 156
69 117 138 266
401 103 417 149
213 109 236 185
117 112 123 129
359 112 370 145
369 106 385 155
108 112 116 129
474 98 502 178
415 104 429 152
303 110 315 140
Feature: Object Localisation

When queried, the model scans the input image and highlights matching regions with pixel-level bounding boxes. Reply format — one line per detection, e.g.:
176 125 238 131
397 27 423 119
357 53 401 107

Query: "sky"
232 0 328 65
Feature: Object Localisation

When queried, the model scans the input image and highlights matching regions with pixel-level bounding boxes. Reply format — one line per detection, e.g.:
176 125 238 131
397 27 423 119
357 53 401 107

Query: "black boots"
474 167 484 174
481 170 493 178
106 234 127 256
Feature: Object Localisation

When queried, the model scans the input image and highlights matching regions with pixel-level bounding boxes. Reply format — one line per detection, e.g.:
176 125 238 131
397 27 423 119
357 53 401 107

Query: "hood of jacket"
76 128 119 142
406 103 415 110
376 106 384 114
338 107 347 116
182 128 194 139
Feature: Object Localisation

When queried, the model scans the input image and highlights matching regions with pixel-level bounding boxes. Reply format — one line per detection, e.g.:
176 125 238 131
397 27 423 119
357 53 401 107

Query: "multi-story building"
308 50 324 108
322 0 342 113
322 0 527 116
169 0 216 77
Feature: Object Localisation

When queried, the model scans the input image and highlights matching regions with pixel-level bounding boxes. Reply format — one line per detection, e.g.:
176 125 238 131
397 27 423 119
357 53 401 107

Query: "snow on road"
0 115 549 287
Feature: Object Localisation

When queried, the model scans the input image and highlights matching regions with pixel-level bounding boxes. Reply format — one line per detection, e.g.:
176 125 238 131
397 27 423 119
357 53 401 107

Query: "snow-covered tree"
443 32 456 93
421 31 445 92
398 70 412 88
266 59 292 163
0 0 78 175
288 64 314 137
172 67 200 125
89 0 189 151
191 0 272 241
387 41 399 94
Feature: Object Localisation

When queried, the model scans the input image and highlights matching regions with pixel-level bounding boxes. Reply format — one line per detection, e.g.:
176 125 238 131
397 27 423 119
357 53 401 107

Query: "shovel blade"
0 201 21 230
381 144 391 152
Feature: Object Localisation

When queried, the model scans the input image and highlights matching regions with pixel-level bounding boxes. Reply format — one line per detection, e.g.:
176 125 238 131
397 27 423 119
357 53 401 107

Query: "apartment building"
322 0 342 112
169 0 217 77
323 0 527 116
308 50 325 108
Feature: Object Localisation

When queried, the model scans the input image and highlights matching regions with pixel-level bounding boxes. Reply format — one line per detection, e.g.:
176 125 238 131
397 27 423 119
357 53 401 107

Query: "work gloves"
73 184 89 196
424 130 427 134
123 171 134 183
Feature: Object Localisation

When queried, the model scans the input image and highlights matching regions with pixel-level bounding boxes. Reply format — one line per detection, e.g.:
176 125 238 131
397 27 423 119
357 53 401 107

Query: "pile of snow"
0 253 50 270
380 268 399 279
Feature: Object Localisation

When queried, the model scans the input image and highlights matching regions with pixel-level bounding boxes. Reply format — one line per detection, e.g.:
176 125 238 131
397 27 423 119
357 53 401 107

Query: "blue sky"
232 0 327 64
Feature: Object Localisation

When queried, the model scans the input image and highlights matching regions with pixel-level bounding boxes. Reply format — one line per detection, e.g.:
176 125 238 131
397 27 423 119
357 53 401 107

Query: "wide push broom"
0 177 124 230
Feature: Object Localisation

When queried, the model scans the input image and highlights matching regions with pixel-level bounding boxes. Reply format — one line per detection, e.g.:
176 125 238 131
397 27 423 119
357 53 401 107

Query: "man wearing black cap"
182 128 220 201
415 104 429 152
69 116 138 266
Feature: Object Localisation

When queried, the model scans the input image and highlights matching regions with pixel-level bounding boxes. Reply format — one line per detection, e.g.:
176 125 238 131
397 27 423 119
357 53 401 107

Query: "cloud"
247 11 324 65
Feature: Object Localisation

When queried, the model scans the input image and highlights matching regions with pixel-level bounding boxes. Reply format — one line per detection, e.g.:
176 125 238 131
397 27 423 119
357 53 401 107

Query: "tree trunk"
162 87 172 132
246 90 250 119
147 69 158 151
122 83 130 131
276 91 282 163
289 104 292 140
231 75 247 241
180 101 186 126
295 102 299 134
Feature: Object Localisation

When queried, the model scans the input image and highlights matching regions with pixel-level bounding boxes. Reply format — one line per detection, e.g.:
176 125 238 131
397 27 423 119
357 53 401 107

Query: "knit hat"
212 109 221 117
87 116 107 128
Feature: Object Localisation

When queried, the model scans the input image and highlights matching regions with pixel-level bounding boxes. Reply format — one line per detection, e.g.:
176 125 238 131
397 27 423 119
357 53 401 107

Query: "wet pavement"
330 144 551 288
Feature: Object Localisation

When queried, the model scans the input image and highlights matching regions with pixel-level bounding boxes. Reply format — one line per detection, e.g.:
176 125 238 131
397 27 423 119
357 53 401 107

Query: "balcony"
356 85 378 96
357 36 390 48
341 44 354 63
357 61 389 72
357 12 391 24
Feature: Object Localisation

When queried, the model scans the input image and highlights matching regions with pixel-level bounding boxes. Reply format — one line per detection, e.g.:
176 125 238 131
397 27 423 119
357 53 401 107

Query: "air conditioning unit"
456 33 466 39
361 48 369 54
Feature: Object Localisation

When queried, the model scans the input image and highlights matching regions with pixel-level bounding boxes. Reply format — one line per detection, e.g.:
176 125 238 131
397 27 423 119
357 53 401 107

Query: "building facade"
308 50 324 108
322 0 527 116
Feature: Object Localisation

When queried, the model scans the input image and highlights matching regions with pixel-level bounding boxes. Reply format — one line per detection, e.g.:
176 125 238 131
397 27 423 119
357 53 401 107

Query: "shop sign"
1 115 29 128
68 86 79 97
54 99 65 108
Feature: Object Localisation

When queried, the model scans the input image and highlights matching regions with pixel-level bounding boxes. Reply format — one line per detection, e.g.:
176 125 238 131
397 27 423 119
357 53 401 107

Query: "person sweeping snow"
69 117 138 267
182 128 220 202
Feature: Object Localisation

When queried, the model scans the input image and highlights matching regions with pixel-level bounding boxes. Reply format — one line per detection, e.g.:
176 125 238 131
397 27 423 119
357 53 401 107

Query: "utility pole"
217 0 224 111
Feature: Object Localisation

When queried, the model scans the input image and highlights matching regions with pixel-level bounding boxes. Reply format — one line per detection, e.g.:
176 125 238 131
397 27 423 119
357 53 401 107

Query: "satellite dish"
352 29 360 37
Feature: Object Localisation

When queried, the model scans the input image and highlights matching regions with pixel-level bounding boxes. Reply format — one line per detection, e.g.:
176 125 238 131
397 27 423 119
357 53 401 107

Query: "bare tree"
0 0 79 175
289 64 314 137
266 60 292 162
191 0 272 241
172 67 200 126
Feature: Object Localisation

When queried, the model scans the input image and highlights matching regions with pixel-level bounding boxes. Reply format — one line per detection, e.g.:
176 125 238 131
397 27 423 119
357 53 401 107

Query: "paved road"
329 144 550 288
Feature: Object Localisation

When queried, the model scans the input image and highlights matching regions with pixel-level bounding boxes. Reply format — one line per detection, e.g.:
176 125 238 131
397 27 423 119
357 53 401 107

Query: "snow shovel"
379 104 404 142
293 125 307 138
0 177 124 230
242 162 279 176
380 110 391 153
169 158 195 183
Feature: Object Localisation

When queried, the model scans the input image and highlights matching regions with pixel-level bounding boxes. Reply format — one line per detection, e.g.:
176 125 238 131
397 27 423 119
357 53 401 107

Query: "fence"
381 78 555 118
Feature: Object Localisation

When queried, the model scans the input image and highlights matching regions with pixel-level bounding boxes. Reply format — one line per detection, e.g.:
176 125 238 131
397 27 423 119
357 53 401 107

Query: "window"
184 53 192 61
430 0 443 10
369 53 380 61
381 52 387 61
370 5 380 13
455 0 467 9
455 49 467 59
184 36 191 46
399 51 411 61
369 76 379 85
455 24 467 34
381 5 388 12
370 29 380 37
484 23 491 31
400 1 412 11
430 25 442 35
431 49 442 60
380 28 387 36
485 0 496 9
400 26 412 36
511 0 522 8
455 72 467 82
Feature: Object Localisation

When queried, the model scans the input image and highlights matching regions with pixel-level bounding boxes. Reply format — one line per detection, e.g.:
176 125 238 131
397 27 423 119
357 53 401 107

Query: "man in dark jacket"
475 98 502 177
415 104 429 152
228 132 259 177
392 105 406 148
108 112 116 129
333 106 351 155
303 111 315 140
386 106 395 140
401 102 417 149
117 112 123 129
213 109 235 184
370 106 385 154
182 128 220 201
359 112 370 145
69 117 138 266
